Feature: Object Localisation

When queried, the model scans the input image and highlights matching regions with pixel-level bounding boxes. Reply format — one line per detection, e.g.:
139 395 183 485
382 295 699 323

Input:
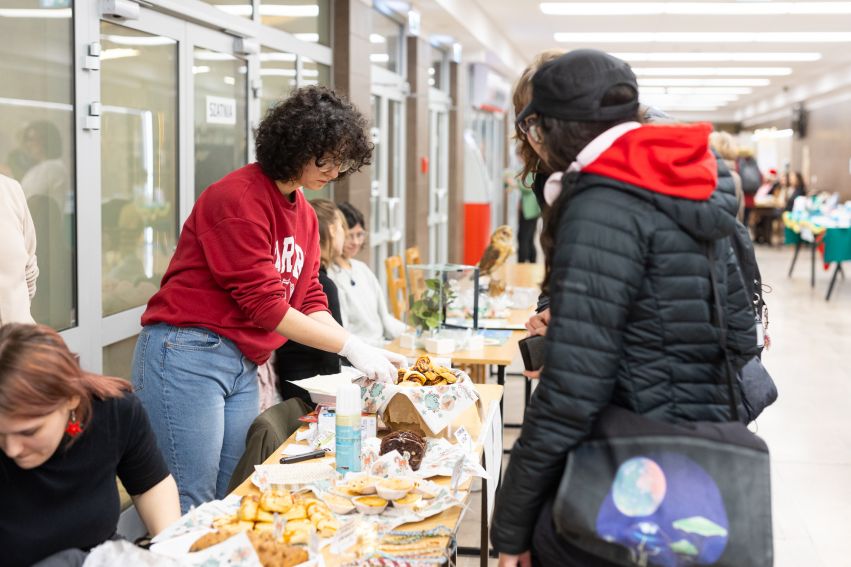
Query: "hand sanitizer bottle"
335 383 362 475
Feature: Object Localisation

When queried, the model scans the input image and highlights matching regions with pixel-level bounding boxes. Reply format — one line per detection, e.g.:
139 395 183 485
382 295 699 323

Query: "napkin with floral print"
357 369 479 435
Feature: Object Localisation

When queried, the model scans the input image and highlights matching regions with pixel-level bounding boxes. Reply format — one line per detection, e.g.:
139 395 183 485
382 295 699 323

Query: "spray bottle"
335 383 362 475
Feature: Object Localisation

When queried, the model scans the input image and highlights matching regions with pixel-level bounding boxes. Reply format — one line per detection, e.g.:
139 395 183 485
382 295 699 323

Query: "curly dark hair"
255 86 373 182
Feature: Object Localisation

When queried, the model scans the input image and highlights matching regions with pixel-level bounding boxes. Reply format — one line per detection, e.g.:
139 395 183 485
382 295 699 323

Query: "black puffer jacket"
491 123 758 554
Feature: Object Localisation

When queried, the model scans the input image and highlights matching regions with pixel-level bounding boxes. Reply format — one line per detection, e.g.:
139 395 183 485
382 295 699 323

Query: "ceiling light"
215 4 319 17
542 2 851 16
0 97 73 112
370 53 390 63
194 51 238 61
0 8 72 18
632 67 792 76
213 4 252 16
554 32 851 43
259 4 319 17
103 34 176 46
370 33 387 44
664 107 724 112
224 76 236 85
192 65 210 74
101 48 139 61
260 52 297 62
611 51 822 62
752 128 794 140
294 33 319 42
640 86 753 95
260 69 296 77
638 78 772 86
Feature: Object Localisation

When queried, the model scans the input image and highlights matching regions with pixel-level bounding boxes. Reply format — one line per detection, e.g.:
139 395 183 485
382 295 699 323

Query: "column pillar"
447 60 466 264
332 0 373 263
404 36 431 261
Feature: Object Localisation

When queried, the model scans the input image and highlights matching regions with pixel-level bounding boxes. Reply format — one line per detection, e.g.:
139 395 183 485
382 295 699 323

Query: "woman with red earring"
0 324 180 567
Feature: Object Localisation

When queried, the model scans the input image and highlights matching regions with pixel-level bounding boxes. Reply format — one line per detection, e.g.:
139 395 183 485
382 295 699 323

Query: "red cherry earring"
65 409 82 437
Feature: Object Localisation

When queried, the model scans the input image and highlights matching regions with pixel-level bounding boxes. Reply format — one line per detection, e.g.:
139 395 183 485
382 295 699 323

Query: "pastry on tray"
395 355 459 387
208 487 338 544
189 529 309 567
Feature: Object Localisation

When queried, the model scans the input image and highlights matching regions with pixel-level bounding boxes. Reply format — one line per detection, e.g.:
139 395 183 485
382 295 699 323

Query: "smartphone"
518 335 546 372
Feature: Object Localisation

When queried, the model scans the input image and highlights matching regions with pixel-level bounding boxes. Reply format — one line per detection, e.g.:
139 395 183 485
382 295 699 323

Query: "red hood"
582 122 717 201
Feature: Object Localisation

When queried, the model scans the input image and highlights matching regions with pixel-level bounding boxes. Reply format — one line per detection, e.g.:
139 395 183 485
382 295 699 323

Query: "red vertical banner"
463 203 491 266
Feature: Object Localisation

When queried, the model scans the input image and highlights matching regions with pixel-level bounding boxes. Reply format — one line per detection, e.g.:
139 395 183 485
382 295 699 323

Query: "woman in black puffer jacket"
491 50 758 567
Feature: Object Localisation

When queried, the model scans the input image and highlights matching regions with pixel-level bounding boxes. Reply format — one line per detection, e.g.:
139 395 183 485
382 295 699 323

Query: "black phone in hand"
518 335 546 371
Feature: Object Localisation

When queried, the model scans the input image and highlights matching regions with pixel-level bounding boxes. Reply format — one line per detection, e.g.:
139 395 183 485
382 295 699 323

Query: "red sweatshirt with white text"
142 163 329 364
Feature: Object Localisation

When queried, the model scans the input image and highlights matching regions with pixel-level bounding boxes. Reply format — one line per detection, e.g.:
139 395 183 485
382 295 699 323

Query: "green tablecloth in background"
785 226 851 264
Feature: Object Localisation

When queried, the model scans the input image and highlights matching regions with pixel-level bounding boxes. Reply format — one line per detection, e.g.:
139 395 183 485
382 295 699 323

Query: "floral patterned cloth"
357 369 479 435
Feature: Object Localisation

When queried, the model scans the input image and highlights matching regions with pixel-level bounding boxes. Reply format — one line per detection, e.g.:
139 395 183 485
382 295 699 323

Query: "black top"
275 267 342 405
0 392 170 567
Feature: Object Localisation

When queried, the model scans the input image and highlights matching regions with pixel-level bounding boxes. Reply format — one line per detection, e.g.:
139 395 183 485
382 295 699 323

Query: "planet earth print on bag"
595 453 730 567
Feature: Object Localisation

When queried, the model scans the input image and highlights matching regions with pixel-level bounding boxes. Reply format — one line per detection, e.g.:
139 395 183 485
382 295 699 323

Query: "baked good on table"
260 487 293 512
395 355 458 387
380 430 426 470
190 529 308 567
207 487 338 545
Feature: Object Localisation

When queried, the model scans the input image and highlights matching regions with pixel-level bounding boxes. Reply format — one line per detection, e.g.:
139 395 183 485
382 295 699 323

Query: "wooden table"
231 384 505 567
504 262 544 289
386 327 523 420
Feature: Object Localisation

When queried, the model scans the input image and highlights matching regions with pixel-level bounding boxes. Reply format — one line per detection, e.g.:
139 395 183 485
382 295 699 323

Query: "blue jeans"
132 324 259 513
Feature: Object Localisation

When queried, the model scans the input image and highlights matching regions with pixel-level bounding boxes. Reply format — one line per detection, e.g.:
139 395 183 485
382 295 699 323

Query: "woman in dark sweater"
274 199 346 406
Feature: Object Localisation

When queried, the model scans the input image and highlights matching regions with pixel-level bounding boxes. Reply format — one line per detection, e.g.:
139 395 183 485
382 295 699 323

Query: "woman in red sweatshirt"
133 87 405 512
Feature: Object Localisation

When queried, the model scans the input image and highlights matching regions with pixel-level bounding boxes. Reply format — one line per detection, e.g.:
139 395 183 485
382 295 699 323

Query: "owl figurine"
478 225 514 296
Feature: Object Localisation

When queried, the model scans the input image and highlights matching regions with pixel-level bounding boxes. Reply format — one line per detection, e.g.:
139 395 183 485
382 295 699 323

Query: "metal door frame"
428 88 451 265
370 74 408 286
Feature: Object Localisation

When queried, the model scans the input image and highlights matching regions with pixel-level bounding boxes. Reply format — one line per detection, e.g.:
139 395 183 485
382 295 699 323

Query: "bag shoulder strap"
706 241 741 423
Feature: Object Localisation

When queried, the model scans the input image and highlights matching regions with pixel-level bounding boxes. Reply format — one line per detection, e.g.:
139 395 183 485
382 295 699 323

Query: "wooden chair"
385 255 407 320
405 246 421 266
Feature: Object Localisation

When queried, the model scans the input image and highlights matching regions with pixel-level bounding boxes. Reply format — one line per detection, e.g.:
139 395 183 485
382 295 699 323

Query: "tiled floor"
455 246 851 566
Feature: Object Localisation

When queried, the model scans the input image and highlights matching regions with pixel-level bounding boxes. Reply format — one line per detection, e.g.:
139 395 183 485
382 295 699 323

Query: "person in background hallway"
710 131 744 221
0 174 38 325
491 49 757 567
514 172 541 263
329 202 406 347
133 87 405 513
736 146 762 227
15 121 73 328
0 324 180 567
753 168 782 245
274 199 347 407
784 171 807 212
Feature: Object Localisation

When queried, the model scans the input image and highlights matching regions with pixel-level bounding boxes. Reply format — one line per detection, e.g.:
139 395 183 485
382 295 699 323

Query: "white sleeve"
367 266 407 339
22 201 38 299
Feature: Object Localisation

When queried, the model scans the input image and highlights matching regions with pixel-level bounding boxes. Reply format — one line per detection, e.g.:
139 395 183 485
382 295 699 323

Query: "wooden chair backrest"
405 246 421 267
385 255 407 320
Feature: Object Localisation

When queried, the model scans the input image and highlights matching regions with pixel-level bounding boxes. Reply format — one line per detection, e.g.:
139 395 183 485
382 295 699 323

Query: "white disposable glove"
338 335 398 383
379 348 408 369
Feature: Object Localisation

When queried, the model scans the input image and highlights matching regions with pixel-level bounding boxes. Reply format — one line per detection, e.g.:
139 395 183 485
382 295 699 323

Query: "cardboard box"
383 392 484 439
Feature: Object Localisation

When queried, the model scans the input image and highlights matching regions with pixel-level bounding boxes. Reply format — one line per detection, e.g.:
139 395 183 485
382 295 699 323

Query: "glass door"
99 9 250 378
191 38 249 200
369 84 406 285
429 90 451 264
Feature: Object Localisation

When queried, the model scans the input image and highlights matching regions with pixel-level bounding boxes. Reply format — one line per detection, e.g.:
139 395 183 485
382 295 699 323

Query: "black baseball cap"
517 49 639 124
